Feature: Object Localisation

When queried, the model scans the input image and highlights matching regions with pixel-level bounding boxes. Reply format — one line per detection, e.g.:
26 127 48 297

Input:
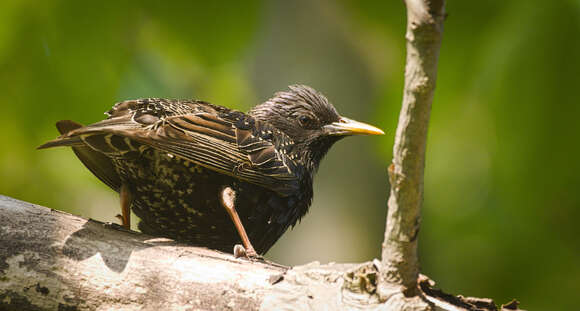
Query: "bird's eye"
298 115 312 126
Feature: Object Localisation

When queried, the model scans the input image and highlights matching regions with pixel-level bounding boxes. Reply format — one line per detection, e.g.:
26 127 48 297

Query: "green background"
1 1 578 309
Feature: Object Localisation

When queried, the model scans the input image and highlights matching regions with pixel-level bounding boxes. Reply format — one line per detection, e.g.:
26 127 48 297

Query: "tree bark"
0 196 521 310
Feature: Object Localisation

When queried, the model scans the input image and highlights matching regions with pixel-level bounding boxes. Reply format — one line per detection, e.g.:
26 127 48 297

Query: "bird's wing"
39 99 300 196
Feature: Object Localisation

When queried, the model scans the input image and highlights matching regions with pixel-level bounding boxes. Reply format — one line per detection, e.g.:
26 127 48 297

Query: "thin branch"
380 0 446 297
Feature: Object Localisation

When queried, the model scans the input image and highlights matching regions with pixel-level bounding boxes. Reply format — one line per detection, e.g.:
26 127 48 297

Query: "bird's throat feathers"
300 135 344 176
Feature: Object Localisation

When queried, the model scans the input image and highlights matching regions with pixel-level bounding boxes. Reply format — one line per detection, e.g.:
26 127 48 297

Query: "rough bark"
379 0 445 302
0 196 522 311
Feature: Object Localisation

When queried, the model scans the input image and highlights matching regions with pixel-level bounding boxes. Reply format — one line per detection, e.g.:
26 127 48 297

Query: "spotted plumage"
39 85 384 255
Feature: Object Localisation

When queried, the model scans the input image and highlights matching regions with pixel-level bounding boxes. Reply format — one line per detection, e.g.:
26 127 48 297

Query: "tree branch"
0 195 286 310
379 0 445 299
0 195 521 310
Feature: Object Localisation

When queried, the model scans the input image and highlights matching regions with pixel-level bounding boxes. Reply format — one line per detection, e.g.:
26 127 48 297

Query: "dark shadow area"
61 219 189 273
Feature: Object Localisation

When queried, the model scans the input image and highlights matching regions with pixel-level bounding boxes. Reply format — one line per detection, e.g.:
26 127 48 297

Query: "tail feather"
38 119 121 190
56 120 83 135
37 137 84 149
37 120 85 149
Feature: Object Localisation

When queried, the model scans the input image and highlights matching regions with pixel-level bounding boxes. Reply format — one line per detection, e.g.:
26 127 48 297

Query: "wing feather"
44 99 300 196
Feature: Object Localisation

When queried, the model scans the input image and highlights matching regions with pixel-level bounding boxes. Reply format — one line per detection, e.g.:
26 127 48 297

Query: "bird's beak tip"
324 117 385 136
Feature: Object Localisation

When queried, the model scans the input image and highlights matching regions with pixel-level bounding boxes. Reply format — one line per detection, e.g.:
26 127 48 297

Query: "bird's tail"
37 120 84 149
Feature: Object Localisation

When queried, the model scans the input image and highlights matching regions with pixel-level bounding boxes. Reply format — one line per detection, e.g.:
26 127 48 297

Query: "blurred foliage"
1 0 578 309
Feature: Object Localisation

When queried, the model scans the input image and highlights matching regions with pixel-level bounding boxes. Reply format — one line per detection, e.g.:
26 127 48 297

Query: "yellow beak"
323 117 385 136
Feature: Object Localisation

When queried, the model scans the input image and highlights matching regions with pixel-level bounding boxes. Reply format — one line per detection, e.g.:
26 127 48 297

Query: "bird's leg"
219 186 258 258
116 183 132 229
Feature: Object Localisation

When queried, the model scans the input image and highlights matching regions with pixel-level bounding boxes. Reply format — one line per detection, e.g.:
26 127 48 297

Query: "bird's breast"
111 148 312 254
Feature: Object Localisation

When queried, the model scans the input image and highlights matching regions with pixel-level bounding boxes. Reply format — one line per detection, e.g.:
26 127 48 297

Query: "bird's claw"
233 244 261 260
104 221 125 230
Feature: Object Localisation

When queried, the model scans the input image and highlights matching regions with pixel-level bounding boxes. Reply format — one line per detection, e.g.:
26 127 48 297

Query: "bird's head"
249 85 384 172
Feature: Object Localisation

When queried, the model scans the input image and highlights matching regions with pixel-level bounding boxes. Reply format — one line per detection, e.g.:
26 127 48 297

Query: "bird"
38 85 384 257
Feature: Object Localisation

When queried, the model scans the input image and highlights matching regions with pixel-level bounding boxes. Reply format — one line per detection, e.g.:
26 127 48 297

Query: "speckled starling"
38 85 384 257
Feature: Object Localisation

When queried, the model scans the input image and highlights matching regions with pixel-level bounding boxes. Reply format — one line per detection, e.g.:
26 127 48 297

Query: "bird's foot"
115 214 130 229
104 220 127 231
233 244 261 260
221 186 262 260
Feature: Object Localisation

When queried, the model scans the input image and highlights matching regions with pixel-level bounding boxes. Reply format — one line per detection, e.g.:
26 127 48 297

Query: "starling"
38 85 384 257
